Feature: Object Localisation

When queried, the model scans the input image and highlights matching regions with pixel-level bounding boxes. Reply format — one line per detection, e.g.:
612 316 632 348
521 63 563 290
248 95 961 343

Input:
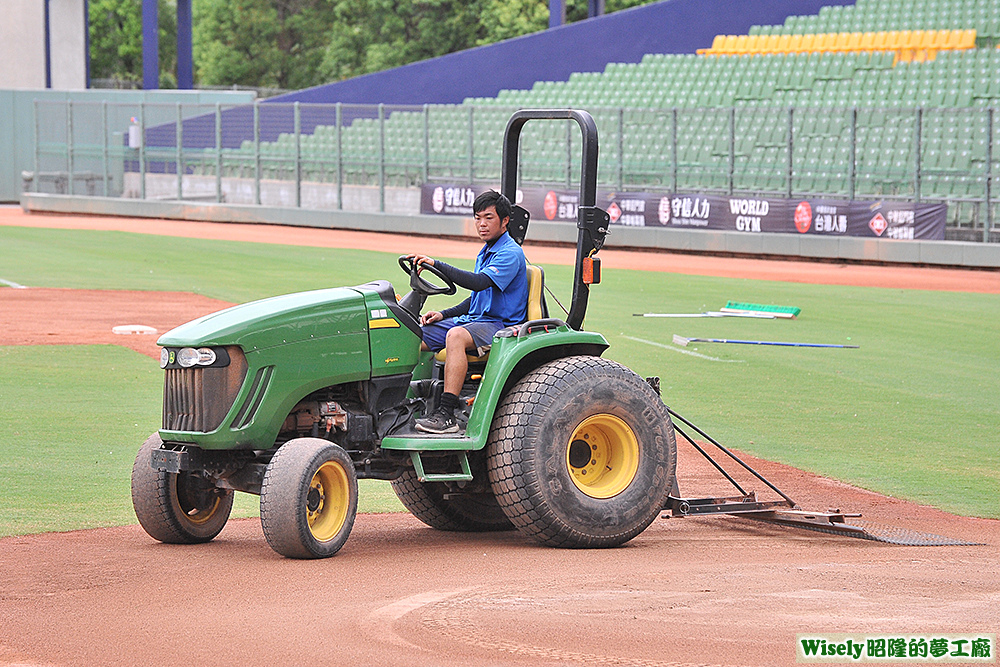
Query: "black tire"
131 433 234 544
260 438 358 559
390 452 514 532
486 355 676 548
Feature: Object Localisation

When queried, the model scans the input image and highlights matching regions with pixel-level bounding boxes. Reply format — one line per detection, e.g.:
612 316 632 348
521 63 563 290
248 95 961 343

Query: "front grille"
162 347 248 432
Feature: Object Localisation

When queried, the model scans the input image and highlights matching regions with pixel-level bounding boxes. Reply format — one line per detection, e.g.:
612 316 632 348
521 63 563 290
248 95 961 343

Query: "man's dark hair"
473 189 511 221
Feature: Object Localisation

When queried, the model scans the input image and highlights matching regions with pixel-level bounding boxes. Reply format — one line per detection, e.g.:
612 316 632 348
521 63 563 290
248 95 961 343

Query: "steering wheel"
398 256 457 296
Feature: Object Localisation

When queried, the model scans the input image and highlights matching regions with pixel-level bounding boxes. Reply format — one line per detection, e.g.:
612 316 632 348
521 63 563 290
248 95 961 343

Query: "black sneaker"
414 410 459 434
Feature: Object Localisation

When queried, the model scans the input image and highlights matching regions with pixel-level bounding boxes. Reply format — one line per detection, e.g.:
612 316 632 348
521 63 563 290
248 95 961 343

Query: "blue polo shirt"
456 231 528 326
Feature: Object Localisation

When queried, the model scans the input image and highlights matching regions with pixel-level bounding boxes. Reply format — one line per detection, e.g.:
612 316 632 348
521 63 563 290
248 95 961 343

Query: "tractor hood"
158 287 368 353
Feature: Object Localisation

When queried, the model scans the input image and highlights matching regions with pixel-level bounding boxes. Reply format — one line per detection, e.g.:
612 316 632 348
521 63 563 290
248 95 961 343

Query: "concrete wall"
50 0 88 90
0 0 87 90
21 193 1000 269
0 2 47 89
122 173 421 214
271 0 854 106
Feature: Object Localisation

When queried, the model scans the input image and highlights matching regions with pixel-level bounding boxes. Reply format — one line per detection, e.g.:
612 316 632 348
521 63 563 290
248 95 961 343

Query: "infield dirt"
1 208 998 667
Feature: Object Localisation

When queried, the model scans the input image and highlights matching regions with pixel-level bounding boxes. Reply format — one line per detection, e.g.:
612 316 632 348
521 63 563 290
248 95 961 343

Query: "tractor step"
409 451 473 483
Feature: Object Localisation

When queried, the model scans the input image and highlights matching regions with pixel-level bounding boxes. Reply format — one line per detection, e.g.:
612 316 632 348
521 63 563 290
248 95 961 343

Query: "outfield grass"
1 225 998 536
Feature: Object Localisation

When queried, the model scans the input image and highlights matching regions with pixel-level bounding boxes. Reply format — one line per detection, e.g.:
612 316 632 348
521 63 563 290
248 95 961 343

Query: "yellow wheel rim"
306 461 350 542
566 414 640 499
175 475 222 525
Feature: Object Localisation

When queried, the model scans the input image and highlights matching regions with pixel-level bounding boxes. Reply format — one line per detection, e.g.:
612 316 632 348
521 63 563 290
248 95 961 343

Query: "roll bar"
500 109 609 331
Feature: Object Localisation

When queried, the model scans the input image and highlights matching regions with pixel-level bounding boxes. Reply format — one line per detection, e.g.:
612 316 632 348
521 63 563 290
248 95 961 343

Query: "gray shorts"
421 318 505 356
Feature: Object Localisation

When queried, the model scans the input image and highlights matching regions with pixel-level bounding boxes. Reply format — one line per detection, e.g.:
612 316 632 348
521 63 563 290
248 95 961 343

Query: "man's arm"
433 262 495 292
440 297 472 319
406 253 496 293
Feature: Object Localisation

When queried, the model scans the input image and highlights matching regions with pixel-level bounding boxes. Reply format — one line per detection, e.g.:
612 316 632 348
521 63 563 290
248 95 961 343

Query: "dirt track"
1 208 999 667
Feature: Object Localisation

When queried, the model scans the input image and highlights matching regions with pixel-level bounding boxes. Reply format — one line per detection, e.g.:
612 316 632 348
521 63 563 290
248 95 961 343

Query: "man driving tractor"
406 189 528 433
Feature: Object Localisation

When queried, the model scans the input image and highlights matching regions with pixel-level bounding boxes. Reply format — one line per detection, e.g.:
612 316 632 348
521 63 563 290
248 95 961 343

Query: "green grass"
0 224 998 536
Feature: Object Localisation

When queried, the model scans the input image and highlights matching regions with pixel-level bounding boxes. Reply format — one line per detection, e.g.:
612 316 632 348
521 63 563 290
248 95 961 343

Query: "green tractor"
131 109 678 559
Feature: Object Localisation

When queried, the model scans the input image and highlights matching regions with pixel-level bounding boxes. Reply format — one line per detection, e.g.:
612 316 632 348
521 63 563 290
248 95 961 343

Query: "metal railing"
33 100 998 241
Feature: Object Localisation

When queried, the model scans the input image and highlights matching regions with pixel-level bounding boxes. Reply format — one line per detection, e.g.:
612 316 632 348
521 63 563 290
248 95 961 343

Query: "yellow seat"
928 29 948 51
816 33 835 51
696 34 725 55
788 34 804 53
434 263 546 364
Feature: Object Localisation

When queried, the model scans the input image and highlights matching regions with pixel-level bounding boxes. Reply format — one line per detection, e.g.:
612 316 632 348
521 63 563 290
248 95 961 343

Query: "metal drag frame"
658 399 981 547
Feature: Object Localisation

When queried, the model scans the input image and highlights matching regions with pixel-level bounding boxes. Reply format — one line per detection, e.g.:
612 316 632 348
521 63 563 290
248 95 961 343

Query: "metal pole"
422 104 429 184
728 107 735 195
176 102 183 200
102 101 109 196
139 102 146 200
67 100 74 195
336 102 343 210
294 102 301 208
215 103 222 203
617 107 624 191
849 107 857 201
566 119 573 188
468 105 475 184
985 107 993 243
671 107 678 193
33 100 40 193
787 106 794 198
379 103 386 212
253 100 261 205
914 107 922 202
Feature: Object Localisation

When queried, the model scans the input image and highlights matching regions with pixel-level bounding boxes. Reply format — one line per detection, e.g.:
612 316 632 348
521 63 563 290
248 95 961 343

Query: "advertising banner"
420 184 947 241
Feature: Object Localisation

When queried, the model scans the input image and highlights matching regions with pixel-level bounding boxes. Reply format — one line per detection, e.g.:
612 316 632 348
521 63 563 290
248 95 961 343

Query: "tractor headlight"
196 347 217 366
176 347 201 368
160 346 230 369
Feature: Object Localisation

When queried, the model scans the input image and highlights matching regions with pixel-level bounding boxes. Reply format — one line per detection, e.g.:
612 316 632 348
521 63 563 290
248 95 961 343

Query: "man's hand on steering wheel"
398 254 457 297
405 253 434 269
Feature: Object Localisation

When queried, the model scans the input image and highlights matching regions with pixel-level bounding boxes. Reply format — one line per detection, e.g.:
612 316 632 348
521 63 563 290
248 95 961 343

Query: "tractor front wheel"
486 356 676 548
131 433 234 544
260 438 358 559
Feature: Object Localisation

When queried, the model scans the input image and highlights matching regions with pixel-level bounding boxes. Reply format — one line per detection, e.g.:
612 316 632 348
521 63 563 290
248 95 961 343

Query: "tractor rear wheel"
260 438 358 559
131 433 234 544
486 356 676 548
390 452 513 532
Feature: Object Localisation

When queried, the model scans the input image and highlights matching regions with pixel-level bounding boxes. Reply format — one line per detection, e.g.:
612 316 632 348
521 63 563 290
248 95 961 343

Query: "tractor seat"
434 263 547 364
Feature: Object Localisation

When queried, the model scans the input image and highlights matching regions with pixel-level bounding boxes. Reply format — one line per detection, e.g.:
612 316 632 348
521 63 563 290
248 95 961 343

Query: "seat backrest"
526 263 546 321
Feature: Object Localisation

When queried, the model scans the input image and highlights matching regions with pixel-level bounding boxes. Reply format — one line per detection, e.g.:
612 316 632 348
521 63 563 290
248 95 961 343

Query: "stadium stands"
193 0 998 227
